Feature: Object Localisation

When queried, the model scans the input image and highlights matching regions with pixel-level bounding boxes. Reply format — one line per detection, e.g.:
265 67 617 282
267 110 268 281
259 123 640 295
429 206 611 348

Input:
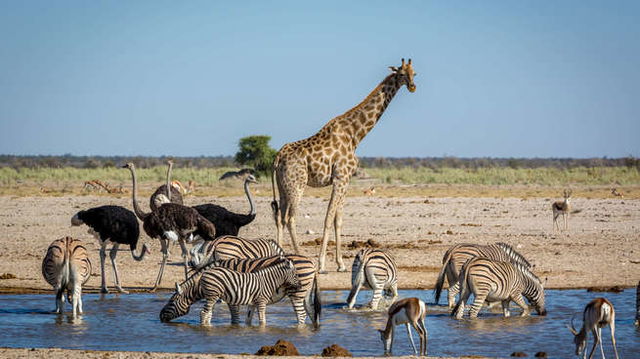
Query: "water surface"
0 289 637 358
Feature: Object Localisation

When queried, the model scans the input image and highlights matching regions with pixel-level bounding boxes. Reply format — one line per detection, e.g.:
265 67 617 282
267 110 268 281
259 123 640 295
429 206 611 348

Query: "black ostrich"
123 162 216 291
71 205 150 293
189 173 257 263
149 160 184 211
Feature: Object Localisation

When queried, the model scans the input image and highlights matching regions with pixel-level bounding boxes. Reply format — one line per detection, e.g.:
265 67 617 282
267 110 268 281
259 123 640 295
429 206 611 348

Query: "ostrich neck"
131 243 147 261
166 162 173 202
244 180 255 216
128 166 149 219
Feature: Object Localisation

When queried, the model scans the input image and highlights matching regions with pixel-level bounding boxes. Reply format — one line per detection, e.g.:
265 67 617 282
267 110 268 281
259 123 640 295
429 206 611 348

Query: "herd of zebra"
38 161 636 358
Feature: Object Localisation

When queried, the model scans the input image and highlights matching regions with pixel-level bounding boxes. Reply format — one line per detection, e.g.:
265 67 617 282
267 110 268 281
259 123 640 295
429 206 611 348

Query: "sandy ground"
0 347 481 359
0 192 638 293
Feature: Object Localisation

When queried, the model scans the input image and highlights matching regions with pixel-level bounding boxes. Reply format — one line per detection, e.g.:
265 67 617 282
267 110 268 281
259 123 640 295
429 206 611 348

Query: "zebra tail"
345 253 365 306
306 275 321 328
451 261 470 317
434 252 452 305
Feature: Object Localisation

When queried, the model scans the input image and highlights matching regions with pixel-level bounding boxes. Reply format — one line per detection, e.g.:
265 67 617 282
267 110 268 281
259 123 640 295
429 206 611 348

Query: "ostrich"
189 173 258 261
150 160 184 211
122 162 216 291
71 205 150 294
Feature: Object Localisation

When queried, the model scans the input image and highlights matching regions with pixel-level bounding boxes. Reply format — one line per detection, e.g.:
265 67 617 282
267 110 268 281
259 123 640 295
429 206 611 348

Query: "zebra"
346 248 398 310
434 242 532 308
451 257 546 319
41 236 92 317
159 258 301 326
189 235 284 268
204 254 321 327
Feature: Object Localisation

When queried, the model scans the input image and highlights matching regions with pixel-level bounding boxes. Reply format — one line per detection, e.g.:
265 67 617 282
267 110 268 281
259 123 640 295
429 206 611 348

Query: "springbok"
552 189 572 231
378 297 427 356
567 297 619 359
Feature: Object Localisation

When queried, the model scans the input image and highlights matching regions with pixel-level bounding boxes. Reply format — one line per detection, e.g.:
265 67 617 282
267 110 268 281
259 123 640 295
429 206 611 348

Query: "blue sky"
0 1 638 158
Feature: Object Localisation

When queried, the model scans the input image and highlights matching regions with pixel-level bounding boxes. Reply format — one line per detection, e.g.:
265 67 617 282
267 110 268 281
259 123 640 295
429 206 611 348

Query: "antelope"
567 297 619 359
552 189 572 231
610 188 623 198
363 186 376 196
378 297 427 356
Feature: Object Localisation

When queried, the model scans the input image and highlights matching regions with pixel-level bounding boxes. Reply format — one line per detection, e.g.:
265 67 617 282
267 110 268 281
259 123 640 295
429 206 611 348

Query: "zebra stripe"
41 236 92 316
434 242 531 308
159 259 301 326
189 235 284 268
452 257 546 319
346 248 398 309
209 255 321 327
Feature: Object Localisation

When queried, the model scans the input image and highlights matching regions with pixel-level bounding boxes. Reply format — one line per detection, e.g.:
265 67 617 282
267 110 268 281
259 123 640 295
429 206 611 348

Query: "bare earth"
0 191 638 358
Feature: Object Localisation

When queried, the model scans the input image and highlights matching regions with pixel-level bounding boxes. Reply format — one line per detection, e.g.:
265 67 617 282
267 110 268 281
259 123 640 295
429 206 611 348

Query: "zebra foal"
160 258 301 326
434 242 531 308
452 257 546 319
346 248 398 310
42 236 92 316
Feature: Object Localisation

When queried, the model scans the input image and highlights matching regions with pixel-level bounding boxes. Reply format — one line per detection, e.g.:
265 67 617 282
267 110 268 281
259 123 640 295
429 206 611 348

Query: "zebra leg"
99 241 109 293
346 282 363 309
228 304 241 325
512 294 530 317
109 243 128 294
454 289 470 319
448 282 460 309
502 300 511 317
406 323 417 355
246 305 255 325
468 293 488 319
200 298 216 326
55 287 64 313
256 301 267 326
290 297 307 325
72 284 83 315
151 238 169 292
370 286 383 310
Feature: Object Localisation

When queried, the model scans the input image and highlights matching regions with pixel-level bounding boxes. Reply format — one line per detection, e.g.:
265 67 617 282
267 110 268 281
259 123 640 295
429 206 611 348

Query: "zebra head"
282 258 302 291
159 281 194 322
520 266 546 316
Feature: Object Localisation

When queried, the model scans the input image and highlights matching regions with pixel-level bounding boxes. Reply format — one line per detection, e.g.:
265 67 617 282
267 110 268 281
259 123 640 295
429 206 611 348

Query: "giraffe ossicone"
271 59 417 273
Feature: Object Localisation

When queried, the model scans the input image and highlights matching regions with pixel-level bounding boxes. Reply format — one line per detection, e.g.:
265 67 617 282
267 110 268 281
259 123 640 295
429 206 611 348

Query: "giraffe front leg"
319 180 348 273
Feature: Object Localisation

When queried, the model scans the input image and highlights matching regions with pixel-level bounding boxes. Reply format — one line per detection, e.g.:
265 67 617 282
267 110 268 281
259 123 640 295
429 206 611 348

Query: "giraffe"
271 58 416 273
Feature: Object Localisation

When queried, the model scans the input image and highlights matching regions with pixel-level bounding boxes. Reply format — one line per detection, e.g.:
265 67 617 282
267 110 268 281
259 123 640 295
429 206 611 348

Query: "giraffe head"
389 58 416 92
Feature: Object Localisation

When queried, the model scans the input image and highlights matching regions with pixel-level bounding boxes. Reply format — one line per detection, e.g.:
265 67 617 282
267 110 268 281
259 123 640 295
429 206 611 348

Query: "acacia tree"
234 135 277 177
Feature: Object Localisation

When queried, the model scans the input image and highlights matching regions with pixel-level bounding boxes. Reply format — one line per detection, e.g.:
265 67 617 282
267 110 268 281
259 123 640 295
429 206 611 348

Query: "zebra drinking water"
159 258 301 326
346 248 398 310
452 257 546 319
434 242 532 308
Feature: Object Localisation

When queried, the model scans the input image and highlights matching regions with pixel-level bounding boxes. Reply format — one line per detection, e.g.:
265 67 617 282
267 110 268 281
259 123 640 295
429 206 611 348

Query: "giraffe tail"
270 155 280 223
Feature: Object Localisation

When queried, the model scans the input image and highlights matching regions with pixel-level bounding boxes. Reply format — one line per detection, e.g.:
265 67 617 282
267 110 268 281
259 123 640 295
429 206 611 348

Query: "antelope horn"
567 313 578 335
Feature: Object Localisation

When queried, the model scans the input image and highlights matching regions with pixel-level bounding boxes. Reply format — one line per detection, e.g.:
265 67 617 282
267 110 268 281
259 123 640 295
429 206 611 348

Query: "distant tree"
234 135 278 177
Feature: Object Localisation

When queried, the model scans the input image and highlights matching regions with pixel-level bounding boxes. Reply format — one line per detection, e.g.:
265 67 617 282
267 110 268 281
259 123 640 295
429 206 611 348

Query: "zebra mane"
496 242 532 268
251 256 289 274
512 260 542 286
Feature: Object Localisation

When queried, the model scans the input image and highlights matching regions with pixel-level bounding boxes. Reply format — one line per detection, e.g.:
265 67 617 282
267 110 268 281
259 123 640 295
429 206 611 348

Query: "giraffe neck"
329 73 403 148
